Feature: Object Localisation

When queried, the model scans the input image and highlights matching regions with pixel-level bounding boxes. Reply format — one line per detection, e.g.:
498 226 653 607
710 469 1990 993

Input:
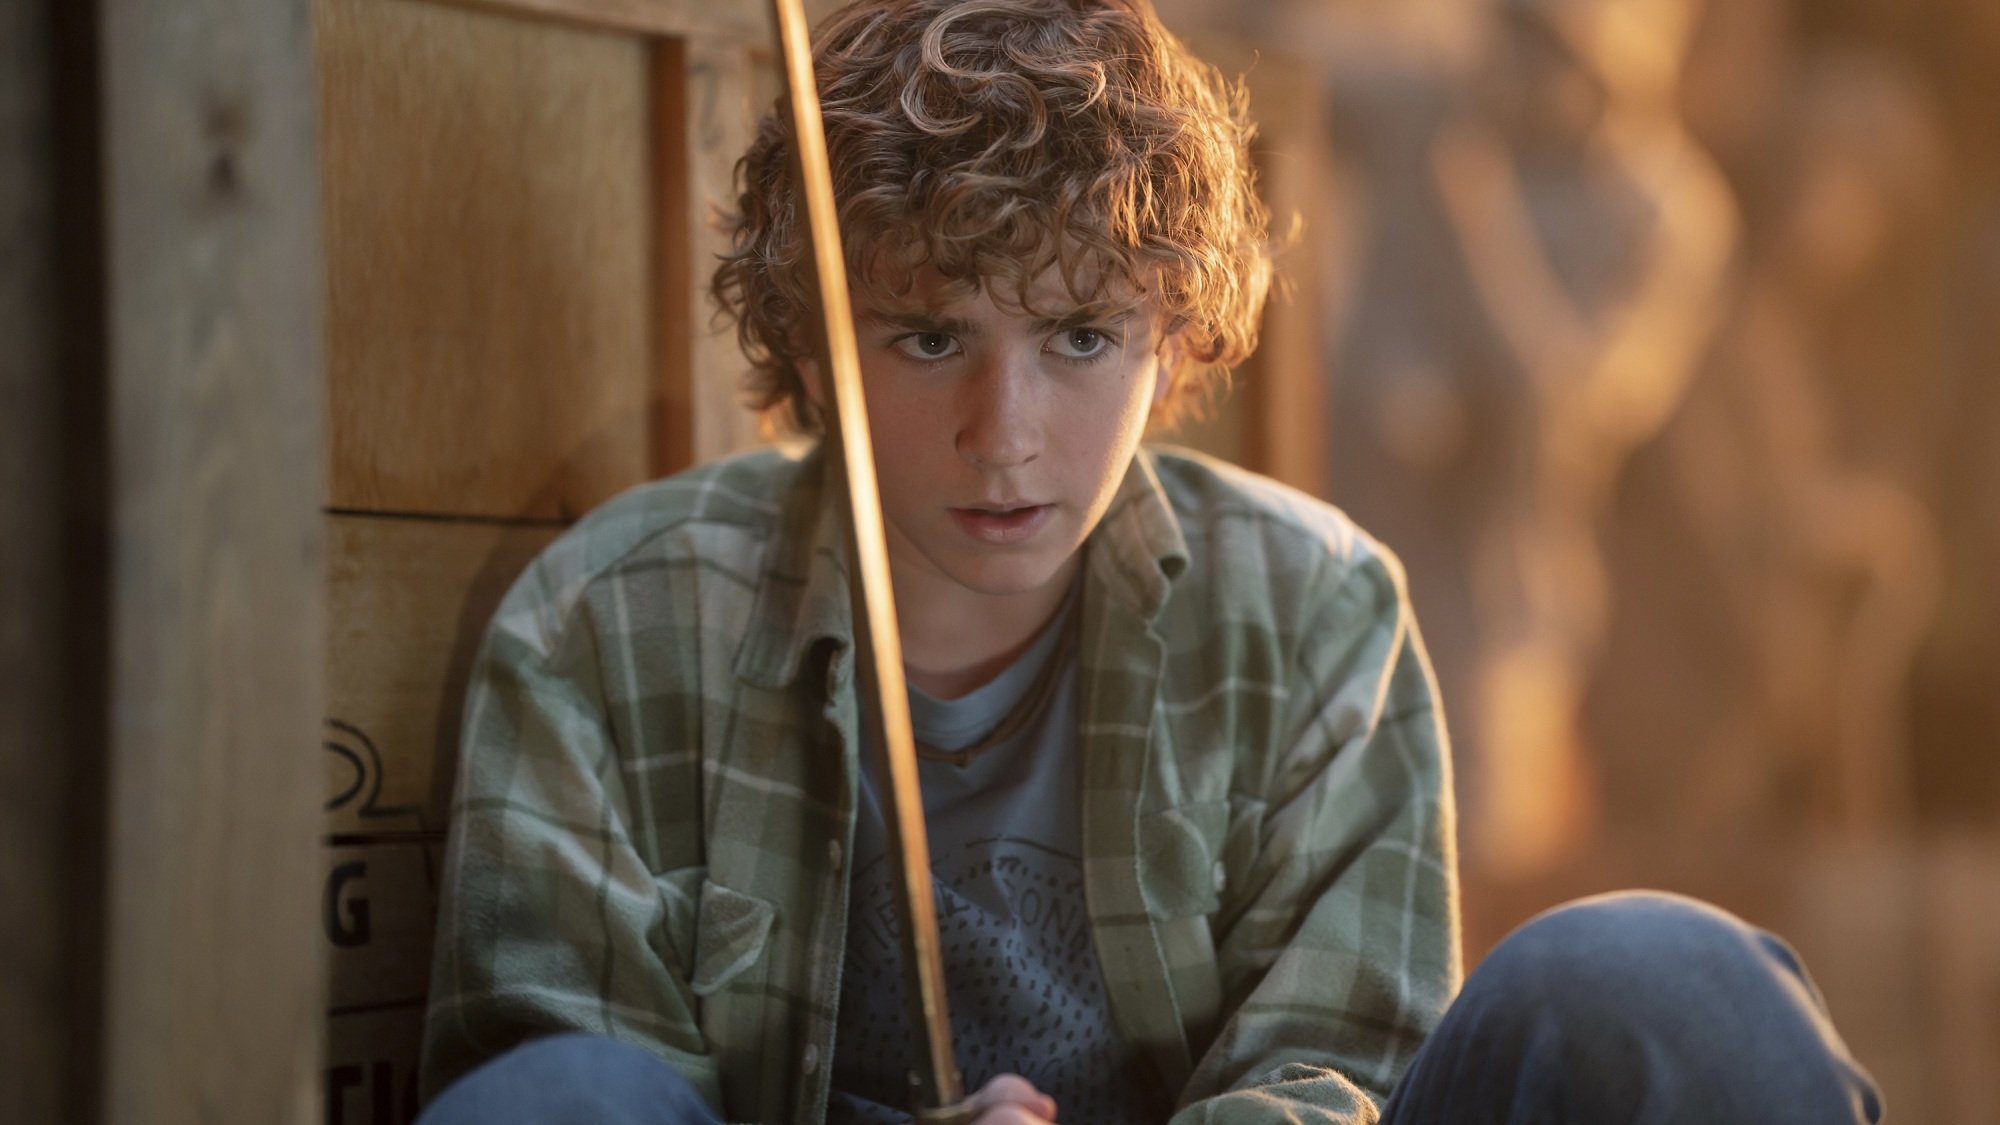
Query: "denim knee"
1451 890 1881 1123
418 1033 720 1125
1482 891 1769 1003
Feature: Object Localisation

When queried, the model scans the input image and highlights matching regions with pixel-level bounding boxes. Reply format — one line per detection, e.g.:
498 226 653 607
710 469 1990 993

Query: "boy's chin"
934 549 1080 601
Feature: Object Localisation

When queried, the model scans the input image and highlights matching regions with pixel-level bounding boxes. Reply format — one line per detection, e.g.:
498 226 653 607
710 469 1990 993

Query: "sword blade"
766 2 968 1119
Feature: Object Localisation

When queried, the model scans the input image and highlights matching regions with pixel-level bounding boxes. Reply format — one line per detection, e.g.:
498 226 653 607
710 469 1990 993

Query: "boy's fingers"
967 1073 1057 1121
970 1106 1055 1125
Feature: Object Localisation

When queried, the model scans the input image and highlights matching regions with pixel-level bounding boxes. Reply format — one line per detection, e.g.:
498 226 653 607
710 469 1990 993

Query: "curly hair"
712 0 1273 432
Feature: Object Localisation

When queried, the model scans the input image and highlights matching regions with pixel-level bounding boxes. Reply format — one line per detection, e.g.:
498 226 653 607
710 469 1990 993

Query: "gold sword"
767 1 971 1120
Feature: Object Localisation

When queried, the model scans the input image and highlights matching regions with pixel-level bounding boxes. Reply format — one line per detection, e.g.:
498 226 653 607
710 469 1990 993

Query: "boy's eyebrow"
1029 308 1137 332
861 310 980 337
858 307 1138 335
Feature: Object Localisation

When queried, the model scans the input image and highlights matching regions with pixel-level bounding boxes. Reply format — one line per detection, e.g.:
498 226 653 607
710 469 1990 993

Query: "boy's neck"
893 555 1081 701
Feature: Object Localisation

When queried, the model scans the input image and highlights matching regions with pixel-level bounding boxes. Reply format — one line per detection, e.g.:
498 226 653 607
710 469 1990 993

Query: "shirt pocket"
655 866 779 997
1134 800 1231 1055
1136 799 1230 920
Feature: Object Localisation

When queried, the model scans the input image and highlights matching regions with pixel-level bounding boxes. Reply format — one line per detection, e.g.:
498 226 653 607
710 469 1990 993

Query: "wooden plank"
438 0 765 42
324 1005 427 1125
682 34 773 464
96 0 325 1119
421 0 843 54
325 514 559 836
319 837 435 1124
319 0 654 520
654 37 697 476
322 840 445 1015
655 32 777 469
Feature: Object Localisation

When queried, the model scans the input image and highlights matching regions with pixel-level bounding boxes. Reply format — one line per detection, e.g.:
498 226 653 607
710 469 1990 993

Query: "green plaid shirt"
421 446 1461 1124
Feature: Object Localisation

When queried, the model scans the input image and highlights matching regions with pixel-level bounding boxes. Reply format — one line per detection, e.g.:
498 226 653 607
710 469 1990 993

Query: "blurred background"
1156 0 2000 1119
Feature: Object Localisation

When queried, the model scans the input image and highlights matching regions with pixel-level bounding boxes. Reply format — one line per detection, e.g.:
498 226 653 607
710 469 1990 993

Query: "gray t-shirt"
828 595 1159 1125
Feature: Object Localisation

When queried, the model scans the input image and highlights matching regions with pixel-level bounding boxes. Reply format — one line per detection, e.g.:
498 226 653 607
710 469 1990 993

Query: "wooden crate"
320 0 655 521
324 515 561 835
316 0 773 1115
325 1002 429 1125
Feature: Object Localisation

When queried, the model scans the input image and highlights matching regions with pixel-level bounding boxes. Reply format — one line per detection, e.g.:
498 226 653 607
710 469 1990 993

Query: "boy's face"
807 266 1174 609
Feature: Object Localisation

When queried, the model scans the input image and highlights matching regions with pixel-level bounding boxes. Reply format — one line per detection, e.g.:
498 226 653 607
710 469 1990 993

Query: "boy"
418 1 1881 1122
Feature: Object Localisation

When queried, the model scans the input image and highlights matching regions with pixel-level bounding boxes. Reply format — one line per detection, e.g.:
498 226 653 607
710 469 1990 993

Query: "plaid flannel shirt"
421 445 1462 1124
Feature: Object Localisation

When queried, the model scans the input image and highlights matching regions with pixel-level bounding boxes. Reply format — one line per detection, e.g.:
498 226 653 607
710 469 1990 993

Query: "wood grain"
437 0 765 42
324 1003 427 1125
312 5 780 1114
654 37 697 475
96 0 326 1119
428 0 845 45
325 514 558 835
320 0 654 520
322 840 445 1015
661 34 772 467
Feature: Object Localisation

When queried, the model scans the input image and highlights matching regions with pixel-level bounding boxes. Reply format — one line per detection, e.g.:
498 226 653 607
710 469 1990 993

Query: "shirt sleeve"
1170 548 1464 1125
417 566 722 1109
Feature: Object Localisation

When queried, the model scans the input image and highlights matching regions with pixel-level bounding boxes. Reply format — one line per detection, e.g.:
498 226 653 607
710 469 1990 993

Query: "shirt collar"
737 446 1188 690
1086 447 1189 622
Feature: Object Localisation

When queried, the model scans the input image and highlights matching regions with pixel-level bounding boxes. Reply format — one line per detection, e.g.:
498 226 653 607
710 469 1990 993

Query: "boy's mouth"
948 502 1053 545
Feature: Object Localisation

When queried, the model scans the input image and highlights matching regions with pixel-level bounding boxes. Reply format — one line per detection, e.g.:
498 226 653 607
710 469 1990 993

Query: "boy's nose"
954 360 1042 469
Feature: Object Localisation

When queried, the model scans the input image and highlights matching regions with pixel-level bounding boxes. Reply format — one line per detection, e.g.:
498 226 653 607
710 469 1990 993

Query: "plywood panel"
654 34 778 471
440 0 847 42
682 36 773 463
326 514 559 835
320 513 550 1124
316 7 782 1115
653 38 697 475
325 1004 426 1125
320 0 654 520
656 35 772 469
323 840 445 1015
443 0 764 41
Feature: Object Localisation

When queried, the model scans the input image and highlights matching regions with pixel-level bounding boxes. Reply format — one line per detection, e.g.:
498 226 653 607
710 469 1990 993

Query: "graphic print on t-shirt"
826 582 1157 1125
829 835 1149 1125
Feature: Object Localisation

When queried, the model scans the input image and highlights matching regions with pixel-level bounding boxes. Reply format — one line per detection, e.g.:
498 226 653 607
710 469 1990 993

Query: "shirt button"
802 1043 820 1075
1212 860 1228 894
828 839 844 872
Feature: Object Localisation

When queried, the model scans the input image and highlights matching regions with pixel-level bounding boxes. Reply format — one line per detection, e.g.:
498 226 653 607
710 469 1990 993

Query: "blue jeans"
419 892 1881 1124
1378 891 1881 1123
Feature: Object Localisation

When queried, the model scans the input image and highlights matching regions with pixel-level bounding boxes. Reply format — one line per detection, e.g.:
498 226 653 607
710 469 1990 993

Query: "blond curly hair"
712 0 1273 432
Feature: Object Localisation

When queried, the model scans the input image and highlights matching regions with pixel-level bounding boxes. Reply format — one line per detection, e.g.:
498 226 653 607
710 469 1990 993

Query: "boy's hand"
966 1073 1058 1124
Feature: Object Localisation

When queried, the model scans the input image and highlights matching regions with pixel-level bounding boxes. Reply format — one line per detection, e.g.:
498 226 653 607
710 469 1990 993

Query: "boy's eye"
1048 327 1109 359
892 332 961 360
